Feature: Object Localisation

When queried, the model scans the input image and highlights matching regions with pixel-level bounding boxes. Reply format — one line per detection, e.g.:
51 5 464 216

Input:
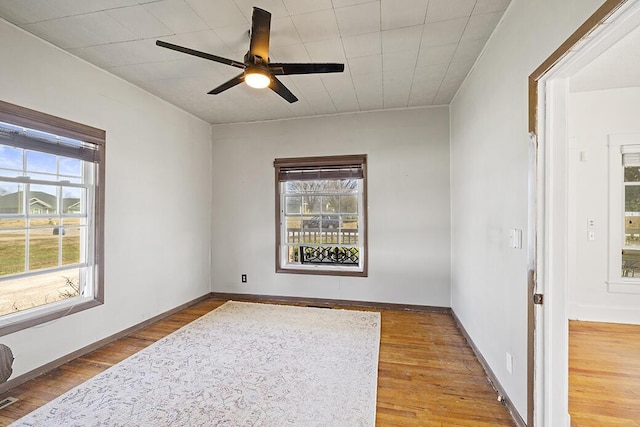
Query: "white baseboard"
568 302 640 324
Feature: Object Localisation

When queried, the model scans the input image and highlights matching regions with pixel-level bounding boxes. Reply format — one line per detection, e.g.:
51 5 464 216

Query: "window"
274 155 367 276
607 135 640 293
621 146 640 278
0 100 104 335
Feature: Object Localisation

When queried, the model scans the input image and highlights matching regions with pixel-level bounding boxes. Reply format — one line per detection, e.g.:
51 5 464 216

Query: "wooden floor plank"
569 320 640 427
0 297 514 426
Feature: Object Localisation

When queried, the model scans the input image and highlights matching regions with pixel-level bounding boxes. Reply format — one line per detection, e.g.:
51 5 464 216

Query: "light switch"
588 231 595 241
580 151 589 162
587 218 595 228
509 229 523 249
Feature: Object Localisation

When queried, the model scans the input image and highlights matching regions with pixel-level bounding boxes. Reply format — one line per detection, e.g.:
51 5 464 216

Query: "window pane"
297 213 358 244
63 217 84 227
302 215 319 230
29 228 59 271
59 157 82 177
59 271 82 299
29 185 58 215
625 185 640 212
303 196 321 213
286 183 361 249
286 180 323 193
30 218 59 227
0 145 23 171
287 246 300 263
323 229 339 244
285 217 301 243
286 180 311 193
62 187 84 214
0 182 25 214
321 196 338 213
0 269 80 317
26 150 57 174
300 221 321 243
320 214 340 230
622 249 640 277
341 195 358 213
284 181 298 192
62 227 82 265
285 196 301 215
321 179 358 193
300 246 360 265
342 215 359 244
342 214 358 229
341 179 358 192
0 230 25 276
625 166 640 183
625 216 640 247
0 219 25 229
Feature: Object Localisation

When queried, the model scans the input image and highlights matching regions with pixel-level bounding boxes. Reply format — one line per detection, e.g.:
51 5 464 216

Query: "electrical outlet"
241 274 247 283
506 352 513 374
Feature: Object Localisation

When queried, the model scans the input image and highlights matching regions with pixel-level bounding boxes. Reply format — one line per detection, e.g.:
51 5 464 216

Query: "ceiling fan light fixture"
245 71 271 89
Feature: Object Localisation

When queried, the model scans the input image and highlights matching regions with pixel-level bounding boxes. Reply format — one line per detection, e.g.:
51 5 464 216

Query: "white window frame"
0 100 105 336
607 134 640 293
274 155 368 277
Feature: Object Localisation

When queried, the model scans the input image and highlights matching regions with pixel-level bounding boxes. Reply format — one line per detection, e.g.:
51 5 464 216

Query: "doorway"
530 0 640 425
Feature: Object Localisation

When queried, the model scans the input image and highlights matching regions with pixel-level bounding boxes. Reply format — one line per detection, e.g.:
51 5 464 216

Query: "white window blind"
0 121 99 163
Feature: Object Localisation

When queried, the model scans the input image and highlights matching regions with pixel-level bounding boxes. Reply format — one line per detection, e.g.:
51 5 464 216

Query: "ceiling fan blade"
269 63 345 75
208 73 245 95
269 76 298 103
156 40 245 69
249 7 271 62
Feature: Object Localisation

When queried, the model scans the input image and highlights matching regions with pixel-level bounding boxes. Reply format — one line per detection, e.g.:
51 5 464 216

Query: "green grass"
0 236 80 276
0 242 25 276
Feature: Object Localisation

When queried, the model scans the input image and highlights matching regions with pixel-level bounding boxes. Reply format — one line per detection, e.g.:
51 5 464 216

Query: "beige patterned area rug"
13 301 381 426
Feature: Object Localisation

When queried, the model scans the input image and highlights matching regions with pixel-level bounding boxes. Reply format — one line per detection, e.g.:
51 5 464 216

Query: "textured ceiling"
0 0 511 124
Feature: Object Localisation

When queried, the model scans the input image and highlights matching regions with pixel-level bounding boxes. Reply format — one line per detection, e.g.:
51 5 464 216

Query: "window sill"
0 296 102 337
278 264 367 277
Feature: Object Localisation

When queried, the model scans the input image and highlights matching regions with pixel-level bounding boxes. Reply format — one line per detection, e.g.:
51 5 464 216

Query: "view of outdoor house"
0 190 81 215
0 135 92 317
0 190 84 316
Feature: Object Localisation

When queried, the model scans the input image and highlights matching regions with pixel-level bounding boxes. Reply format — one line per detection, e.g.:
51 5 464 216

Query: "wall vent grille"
0 397 18 409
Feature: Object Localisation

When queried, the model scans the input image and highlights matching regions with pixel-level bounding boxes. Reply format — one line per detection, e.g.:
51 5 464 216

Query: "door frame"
528 0 638 425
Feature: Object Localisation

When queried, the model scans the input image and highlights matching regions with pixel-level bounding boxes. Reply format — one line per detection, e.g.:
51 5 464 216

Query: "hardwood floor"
569 320 640 426
0 297 515 426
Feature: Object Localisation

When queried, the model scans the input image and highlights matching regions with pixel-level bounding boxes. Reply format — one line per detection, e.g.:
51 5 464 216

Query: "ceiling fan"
156 7 345 103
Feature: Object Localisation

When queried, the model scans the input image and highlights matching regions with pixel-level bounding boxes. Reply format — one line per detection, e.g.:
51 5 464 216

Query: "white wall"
211 107 450 306
449 0 605 420
0 20 212 378
568 87 640 324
